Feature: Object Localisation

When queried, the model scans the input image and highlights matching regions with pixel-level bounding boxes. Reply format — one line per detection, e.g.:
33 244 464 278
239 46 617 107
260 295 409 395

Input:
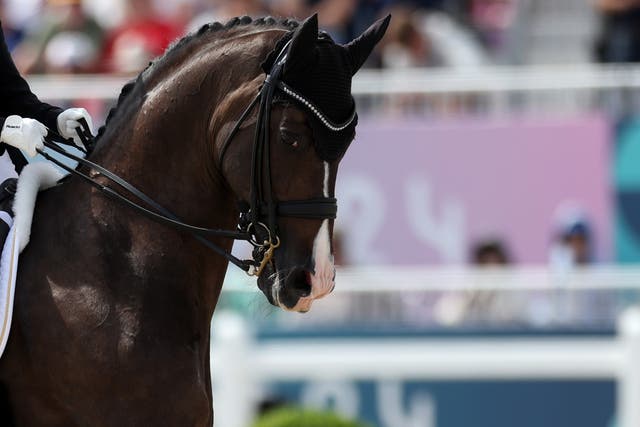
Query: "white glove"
0 115 47 157
57 108 94 148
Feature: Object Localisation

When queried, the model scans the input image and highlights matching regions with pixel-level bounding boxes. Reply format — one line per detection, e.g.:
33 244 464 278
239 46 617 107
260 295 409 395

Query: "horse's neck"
70 29 283 319
78 52 252 316
90 31 277 223
92 85 228 225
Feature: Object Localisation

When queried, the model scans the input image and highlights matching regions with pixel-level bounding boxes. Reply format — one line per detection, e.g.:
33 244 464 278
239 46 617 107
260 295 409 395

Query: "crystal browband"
277 82 357 132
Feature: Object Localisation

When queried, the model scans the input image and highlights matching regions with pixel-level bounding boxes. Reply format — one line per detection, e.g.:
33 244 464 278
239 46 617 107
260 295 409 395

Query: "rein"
39 135 258 272
38 36 349 277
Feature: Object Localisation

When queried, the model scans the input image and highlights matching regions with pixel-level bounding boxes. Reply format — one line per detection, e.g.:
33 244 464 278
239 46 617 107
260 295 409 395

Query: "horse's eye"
281 130 301 148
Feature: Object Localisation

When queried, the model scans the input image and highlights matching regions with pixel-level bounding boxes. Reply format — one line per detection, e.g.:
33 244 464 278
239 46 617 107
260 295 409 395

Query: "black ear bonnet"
261 14 390 162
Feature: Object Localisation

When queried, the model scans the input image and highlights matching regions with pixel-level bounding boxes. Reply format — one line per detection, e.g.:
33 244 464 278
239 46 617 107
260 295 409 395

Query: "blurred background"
7 0 640 426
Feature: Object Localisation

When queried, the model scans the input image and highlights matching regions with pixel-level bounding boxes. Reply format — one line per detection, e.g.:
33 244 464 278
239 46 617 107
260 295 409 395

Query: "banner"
337 116 613 265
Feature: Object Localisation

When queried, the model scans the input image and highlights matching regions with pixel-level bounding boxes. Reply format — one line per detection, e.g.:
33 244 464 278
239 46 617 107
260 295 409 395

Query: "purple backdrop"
335 115 613 265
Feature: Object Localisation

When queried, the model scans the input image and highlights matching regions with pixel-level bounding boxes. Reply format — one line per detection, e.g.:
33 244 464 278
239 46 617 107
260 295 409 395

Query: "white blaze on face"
291 162 335 312
310 218 334 298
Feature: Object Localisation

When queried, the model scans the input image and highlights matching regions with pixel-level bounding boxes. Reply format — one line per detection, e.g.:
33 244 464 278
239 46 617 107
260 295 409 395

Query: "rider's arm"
0 22 62 132
0 22 94 148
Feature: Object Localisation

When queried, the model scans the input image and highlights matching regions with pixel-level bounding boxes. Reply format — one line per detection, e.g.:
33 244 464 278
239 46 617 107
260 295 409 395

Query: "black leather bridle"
39 38 355 276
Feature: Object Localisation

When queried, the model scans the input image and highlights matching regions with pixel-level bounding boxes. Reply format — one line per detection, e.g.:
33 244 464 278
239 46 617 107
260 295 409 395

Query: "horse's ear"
344 14 391 75
284 13 319 73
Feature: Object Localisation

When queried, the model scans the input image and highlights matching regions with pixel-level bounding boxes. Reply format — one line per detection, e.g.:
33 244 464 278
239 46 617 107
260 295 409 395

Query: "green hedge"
253 407 370 427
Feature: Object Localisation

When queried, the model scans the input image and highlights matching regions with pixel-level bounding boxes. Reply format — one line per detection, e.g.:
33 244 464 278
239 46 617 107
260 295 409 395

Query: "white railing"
27 64 640 118
223 265 640 292
25 63 640 100
210 307 640 427
220 265 639 329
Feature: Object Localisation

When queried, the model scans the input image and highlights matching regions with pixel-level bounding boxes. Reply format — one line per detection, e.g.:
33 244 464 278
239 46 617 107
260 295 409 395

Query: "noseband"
39 37 355 277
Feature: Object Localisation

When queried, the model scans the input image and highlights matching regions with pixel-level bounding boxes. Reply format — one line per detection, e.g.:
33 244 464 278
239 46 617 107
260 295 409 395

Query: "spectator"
0 0 24 51
594 0 640 62
13 0 103 74
471 239 510 265
546 205 617 327
549 207 593 268
379 4 488 69
379 5 434 68
417 8 488 67
81 0 125 30
431 238 521 327
101 0 183 74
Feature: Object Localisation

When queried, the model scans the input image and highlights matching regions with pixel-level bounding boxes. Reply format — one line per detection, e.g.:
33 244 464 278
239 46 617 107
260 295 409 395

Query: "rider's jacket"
0 21 63 170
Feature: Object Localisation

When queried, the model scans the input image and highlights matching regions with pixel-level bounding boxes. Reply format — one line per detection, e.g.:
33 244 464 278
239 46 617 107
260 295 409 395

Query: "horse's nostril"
289 269 312 298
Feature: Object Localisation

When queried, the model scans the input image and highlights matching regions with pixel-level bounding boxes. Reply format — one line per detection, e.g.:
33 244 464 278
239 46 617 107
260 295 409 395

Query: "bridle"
39 35 356 277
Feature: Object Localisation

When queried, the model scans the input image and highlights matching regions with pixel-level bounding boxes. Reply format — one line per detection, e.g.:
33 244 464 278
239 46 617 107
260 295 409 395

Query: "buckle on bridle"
246 222 281 277
247 235 281 277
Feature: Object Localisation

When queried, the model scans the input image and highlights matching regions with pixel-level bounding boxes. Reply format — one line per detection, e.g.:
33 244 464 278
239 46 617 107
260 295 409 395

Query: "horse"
0 14 389 426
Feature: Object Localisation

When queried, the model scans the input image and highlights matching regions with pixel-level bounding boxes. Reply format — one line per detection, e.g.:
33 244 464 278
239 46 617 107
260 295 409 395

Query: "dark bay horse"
0 14 389 426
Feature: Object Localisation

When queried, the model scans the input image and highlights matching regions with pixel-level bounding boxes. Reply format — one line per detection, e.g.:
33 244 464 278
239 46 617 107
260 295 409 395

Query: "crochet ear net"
286 13 391 76
284 14 319 75
344 14 391 75
270 13 392 161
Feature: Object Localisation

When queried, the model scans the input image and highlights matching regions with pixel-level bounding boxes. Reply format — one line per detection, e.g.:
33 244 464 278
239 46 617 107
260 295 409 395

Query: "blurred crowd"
3 0 628 77
2 0 640 73
0 0 504 75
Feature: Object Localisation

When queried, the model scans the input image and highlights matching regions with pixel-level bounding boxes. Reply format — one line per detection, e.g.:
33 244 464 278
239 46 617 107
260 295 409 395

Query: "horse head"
219 14 390 312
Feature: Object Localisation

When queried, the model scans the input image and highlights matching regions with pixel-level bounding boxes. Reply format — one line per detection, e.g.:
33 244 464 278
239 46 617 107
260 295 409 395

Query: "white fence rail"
210 307 640 427
25 63 640 100
224 265 640 292
28 64 640 118
221 266 640 328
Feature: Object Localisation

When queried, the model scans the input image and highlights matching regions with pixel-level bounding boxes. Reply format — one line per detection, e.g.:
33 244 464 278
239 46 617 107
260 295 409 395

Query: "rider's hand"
57 108 94 148
0 115 47 157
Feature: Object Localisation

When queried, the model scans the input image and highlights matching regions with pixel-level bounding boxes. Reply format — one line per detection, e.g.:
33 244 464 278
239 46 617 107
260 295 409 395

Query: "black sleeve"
0 21 62 131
